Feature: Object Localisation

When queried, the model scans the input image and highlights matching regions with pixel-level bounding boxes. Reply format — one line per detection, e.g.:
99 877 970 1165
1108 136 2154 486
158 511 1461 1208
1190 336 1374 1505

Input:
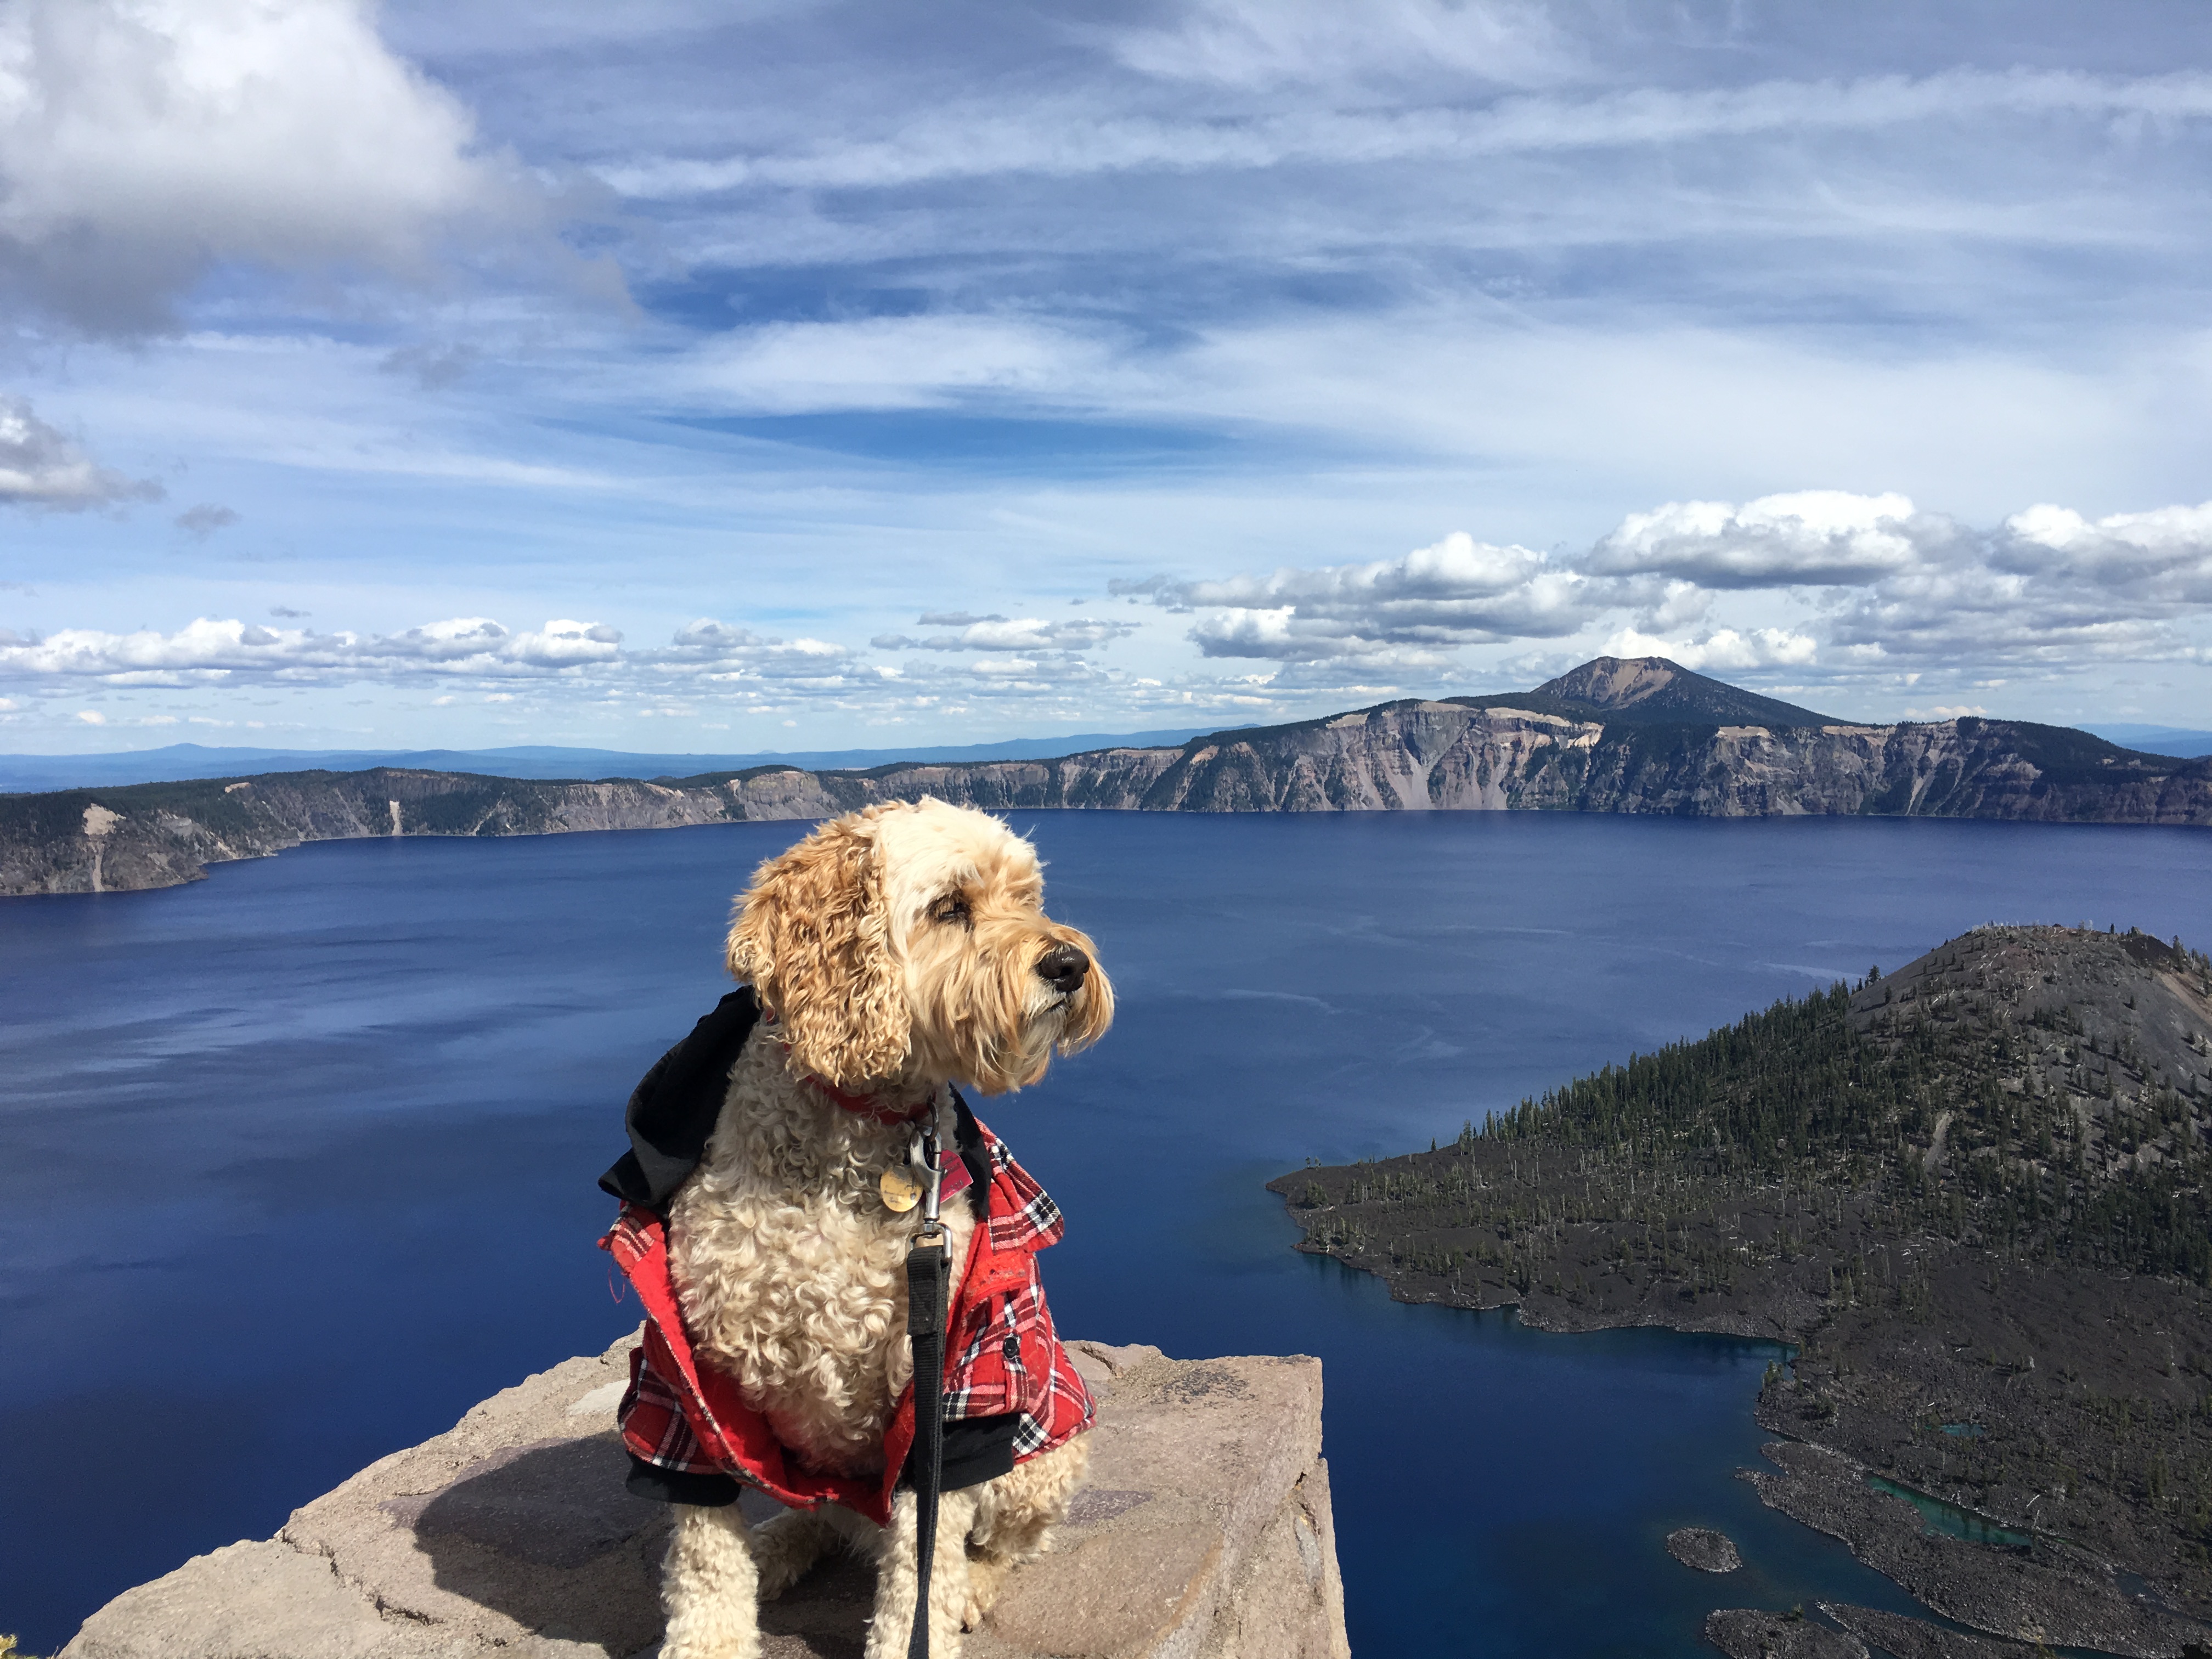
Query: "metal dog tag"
880 1168 922 1212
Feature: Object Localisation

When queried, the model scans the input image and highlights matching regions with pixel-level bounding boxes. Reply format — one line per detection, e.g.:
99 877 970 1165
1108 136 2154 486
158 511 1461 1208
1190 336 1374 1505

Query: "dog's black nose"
1035 944 1089 994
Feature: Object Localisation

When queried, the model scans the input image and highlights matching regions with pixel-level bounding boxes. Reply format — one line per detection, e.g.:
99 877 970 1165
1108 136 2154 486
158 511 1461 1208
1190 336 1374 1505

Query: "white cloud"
7 487 2208 738
0 614 625 686
1588 492 1938 589
1103 0 1572 91
601 69 2212 201
2000 501 2212 605
1110 489 2212 685
1823 561 2176 667
74 709 104 724
871 617 1138 652
1573 490 2212 672
507 619 624 666
0 394 162 509
658 619 869 687
0 0 543 333
1599 625 1819 672
683 315 1112 414
1124 531 1595 662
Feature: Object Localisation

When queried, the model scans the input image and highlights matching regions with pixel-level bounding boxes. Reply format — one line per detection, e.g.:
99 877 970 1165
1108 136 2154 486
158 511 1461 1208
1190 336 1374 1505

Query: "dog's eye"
929 894 972 927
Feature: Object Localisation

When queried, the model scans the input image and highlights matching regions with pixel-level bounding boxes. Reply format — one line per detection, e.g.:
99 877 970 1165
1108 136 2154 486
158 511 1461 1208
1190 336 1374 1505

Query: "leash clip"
913 1121 946 1249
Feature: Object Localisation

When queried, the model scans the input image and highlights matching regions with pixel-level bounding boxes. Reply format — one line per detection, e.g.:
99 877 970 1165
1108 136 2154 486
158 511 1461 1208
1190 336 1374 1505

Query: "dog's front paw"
958 1551 1017 1630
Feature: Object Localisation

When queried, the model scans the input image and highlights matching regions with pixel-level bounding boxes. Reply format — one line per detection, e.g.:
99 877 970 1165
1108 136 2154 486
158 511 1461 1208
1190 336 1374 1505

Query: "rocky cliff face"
5 701 2207 898
59 1335 1348 1659
847 704 2211 822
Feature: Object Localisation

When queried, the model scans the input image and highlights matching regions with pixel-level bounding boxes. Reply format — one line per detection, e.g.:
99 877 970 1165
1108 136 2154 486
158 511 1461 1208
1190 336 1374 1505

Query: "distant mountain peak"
1534 655 1687 710
1528 656 1842 728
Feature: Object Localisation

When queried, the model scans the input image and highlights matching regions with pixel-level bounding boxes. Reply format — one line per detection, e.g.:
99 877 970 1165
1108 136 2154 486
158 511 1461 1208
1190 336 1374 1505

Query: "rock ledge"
60 1333 1350 1659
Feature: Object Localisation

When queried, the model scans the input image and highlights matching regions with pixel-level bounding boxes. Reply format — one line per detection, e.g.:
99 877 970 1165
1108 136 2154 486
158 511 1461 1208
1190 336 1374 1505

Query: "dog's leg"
961 1436 1089 1629
751 1505 840 1600
862 1486 980 1659
660 1502 764 1659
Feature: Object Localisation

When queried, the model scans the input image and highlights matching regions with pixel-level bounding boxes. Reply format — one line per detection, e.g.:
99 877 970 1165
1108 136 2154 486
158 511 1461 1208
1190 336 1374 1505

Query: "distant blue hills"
2080 725 2212 759
0 727 1253 794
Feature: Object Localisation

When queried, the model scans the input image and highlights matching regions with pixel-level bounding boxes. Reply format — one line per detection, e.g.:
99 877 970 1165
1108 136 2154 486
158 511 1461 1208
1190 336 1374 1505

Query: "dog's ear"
727 817 910 1087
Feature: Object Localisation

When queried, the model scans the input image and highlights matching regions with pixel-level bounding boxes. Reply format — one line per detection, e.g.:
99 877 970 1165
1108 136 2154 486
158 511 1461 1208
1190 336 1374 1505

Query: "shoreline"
8 693 2207 897
1294 1233 2208 1656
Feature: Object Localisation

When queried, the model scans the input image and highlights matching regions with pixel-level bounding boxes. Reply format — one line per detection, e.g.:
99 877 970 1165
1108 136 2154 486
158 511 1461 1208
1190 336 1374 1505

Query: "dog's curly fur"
658 798 1112 1659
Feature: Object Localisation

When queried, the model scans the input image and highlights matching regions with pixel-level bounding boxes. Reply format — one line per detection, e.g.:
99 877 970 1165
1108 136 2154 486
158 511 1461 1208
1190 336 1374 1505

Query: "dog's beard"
900 922 1108 1094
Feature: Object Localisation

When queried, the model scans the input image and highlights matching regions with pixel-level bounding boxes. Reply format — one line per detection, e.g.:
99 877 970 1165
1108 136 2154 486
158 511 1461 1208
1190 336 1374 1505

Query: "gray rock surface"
1666 1528 1742 1573
1741 1439 2205 1657
59 1334 1348 1659
1818 1603 2043 1658
1703 1609 1867 1659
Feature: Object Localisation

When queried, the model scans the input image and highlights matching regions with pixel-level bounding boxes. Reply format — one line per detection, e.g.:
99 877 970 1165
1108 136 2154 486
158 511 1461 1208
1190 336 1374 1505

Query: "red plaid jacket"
599 1119 1093 1527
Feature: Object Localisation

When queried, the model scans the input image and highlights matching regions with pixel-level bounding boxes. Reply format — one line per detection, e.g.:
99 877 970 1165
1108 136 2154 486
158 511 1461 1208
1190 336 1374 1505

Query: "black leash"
905 1120 949 1659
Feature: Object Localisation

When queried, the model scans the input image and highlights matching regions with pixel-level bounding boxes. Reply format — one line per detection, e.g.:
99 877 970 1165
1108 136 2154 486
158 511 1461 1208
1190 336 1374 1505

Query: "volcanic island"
1272 923 2212 1658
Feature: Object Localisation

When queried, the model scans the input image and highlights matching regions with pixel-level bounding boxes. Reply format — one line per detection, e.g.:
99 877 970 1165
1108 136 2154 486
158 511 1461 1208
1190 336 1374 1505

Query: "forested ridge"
1270 924 2212 1630
1479 931 2212 1281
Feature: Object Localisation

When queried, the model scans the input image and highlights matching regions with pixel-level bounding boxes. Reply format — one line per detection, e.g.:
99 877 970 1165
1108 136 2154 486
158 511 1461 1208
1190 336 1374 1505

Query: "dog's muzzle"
1034 944 1090 996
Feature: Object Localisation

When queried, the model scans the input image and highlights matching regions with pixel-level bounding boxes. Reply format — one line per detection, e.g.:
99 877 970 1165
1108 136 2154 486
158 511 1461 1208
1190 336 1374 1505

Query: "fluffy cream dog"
658 797 1112 1659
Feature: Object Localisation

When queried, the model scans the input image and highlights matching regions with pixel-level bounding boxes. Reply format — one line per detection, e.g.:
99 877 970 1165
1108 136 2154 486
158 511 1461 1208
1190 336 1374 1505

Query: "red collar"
762 1018 930 1125
804 1074 934 1126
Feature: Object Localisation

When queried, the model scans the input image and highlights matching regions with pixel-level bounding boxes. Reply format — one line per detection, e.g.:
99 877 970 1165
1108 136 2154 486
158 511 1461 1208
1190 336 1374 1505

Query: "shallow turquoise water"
1866 1475 2035 1551
4 811 2208 1654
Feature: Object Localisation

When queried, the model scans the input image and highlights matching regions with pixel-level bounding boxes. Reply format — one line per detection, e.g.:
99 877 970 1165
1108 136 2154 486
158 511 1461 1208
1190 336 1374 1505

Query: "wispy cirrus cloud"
871 616 1138 652
598 68 2212 200
1101 0 1575 90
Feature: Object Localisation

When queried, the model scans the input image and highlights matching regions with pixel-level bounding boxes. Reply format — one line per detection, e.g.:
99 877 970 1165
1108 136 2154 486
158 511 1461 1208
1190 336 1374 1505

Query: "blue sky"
2 0 2209 753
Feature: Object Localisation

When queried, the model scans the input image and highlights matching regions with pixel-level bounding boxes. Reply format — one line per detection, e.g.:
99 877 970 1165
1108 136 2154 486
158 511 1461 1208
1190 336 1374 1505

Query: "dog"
606 798 1113 1659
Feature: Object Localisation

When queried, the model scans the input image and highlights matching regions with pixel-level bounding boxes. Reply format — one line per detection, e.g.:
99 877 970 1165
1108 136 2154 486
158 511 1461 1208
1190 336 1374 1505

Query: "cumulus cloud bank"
663 619 868 686
1115 532 1593 665
0 615 623 688
1119 492 2212 682
12 491 2209 729
0 605 1148 721
1587 492 1939 589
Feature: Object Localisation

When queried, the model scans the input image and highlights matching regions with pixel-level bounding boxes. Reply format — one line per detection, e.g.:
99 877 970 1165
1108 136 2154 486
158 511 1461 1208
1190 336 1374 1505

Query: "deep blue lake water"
5 812 2210 1656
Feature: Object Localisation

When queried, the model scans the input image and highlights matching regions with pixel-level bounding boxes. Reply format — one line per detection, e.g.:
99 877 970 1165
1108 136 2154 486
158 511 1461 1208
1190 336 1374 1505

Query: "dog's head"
726 798 1113 1094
